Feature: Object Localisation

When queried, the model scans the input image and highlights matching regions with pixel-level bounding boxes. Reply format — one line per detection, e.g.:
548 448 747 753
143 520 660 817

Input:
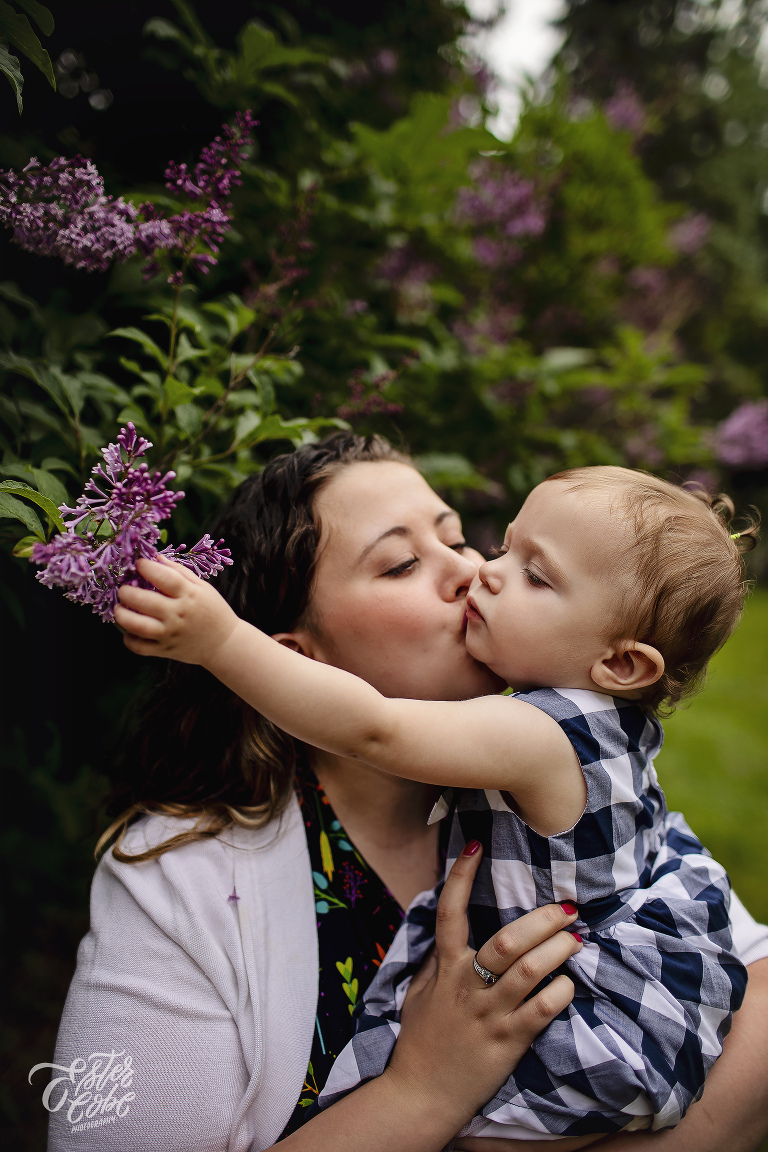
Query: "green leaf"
0 1 54 87
108 327 169 370
174 402 203 439
174 332 208 367
235 413 308 448
201 297 256 342
0 490 45 538
0 351 68 414
142 16 193 51
193 374 225 399
0 280 43 323
40 456 78 478
0 37 23 115
24 466 68 506
14 0 53 36
163 377 198 408
12 532 40 558
232 410 261 445
0 480 64 530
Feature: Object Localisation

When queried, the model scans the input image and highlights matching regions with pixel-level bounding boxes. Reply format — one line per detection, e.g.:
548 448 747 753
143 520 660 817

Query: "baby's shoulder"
509 688 661 766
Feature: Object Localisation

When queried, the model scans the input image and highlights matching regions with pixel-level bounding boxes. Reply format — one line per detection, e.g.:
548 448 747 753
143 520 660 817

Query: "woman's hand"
114 556 240 666
281 842 581 1152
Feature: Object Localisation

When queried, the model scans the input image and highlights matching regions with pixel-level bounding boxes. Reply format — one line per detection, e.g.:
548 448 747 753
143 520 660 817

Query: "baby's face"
465 480 631 691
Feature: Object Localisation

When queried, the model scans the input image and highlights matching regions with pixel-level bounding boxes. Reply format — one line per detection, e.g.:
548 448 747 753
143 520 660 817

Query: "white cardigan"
46 799 768 1152
47 798 317 1152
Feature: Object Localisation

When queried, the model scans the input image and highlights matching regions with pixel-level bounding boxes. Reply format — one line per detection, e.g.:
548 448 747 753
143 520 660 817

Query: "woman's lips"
465 596 484 623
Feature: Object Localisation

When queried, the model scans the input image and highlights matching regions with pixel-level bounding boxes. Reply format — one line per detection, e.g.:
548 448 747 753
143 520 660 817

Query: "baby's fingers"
135 556 194 594
117 583 172 618
114 602 167 641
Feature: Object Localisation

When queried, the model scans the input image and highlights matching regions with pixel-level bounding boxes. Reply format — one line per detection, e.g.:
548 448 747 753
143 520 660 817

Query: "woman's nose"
443 546 480 599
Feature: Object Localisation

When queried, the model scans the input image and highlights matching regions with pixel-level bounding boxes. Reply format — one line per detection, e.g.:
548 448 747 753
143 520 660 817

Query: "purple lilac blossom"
604 83 647 137
455 165 547 268
31 423 232 622
667 213 711 255
0 112 257 282
716 400 768 470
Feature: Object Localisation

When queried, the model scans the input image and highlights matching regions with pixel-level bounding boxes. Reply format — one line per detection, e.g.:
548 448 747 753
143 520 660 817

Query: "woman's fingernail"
571 932 582 943
560 902 577 915
463 840 481 856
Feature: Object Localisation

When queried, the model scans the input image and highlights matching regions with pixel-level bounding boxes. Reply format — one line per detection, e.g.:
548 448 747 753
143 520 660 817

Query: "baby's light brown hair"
546 466 759 714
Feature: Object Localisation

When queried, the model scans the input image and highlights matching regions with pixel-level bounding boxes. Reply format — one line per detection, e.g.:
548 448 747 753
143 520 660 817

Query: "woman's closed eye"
383 542 467 578
384 556 418 577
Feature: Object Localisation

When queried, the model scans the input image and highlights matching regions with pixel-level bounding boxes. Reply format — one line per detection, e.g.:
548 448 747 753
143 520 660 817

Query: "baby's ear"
590 642 664 696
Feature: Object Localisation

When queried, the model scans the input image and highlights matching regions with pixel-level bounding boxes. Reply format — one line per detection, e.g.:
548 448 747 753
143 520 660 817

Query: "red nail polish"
560 902 577 915
571 932 582 943
463 840 481 857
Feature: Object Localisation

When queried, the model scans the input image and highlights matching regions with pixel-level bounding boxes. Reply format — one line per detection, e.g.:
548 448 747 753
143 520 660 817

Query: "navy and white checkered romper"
318 689 748 1140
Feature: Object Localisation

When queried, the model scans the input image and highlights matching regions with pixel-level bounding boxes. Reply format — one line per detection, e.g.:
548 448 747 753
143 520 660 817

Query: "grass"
656 588 768 925
658 589 768 1151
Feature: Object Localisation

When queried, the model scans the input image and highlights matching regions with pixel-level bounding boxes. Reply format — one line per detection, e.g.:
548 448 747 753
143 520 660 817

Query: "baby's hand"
114 557 239 666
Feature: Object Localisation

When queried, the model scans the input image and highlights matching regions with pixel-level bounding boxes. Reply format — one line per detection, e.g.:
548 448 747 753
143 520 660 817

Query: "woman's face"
288 461 504 701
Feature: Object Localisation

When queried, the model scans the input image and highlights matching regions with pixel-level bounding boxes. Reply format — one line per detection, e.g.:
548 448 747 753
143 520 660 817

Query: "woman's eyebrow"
356 510 460 565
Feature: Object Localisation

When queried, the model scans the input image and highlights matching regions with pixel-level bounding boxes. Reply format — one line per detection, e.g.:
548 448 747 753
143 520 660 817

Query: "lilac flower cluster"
455 165 547 269
0 157 173 273
604 82 647 138
0 112 257 283
716 400 768 471
336 365 407 424
31 423 232 622
667 212 711 256
144 111 258 282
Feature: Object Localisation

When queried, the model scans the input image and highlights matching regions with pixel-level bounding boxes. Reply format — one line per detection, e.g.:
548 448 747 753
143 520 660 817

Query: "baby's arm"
115 559 585 833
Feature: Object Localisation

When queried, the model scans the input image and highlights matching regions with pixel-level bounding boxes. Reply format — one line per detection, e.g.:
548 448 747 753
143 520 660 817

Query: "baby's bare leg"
454 1135 607 1151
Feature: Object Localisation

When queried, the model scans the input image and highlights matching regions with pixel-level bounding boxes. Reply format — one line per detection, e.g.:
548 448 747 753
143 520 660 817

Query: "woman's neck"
312 750 444 910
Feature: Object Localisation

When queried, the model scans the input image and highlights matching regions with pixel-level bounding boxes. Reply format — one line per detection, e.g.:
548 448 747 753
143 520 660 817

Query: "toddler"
115 466 755 1145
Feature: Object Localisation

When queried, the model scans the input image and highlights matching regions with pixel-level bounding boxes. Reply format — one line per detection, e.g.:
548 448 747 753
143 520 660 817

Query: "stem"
166 281 183 381
158 276 184 458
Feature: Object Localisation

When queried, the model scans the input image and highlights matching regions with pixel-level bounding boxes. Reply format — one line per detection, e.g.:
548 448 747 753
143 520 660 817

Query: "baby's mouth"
465 596 484 623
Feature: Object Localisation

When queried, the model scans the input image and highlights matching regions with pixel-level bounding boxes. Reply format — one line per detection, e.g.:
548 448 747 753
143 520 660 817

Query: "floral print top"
279 766 406 1138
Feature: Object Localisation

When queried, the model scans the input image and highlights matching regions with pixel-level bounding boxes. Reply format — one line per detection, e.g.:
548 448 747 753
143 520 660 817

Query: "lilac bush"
31 423 231 622
0 111 257 283
454 165 547 268
716 400 768 471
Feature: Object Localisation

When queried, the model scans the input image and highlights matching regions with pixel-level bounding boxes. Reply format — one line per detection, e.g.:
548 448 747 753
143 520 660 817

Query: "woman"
48 434 768 1152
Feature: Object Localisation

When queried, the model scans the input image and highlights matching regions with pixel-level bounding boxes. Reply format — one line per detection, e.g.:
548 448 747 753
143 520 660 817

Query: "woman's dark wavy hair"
99 432 410 863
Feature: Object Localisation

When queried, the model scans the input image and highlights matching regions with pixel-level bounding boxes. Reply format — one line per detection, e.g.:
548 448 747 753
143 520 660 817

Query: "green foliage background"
1 1 767 1146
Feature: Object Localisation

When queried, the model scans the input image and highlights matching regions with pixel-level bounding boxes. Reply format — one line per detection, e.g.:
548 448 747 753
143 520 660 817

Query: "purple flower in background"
31 423 232 622
604 82 647 138
668 212 711 255
0 112 257 284
455 165 547 268
0 156 168 272
716 400 768 471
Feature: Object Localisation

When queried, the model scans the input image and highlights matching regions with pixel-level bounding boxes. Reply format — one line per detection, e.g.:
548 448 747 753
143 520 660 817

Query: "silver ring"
473 953 500 986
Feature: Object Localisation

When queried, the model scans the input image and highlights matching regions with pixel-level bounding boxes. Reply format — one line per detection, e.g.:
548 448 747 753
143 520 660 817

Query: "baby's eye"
489 544 508 558
384 556 418 577
522 567 549 588
450 541 467 552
